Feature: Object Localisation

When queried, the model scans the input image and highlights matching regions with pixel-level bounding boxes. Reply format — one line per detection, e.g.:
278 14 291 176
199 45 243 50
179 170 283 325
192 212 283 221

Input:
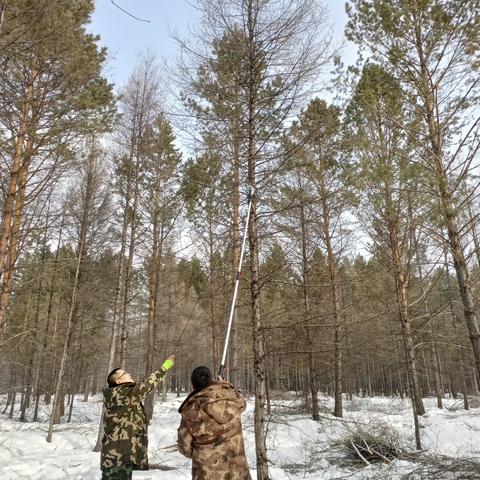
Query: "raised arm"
131 355 175 401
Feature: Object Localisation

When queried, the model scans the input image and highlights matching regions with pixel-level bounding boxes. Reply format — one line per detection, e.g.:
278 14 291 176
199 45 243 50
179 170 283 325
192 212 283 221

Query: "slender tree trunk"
0 69 35 337
317 173 343 418
229 138 240 387
394 255 425 416
248 190 269 480
145 240 159 419
116 136 137 370
299 201 319 420
120 147 141 368
459 346 469 410
413 232 443 408
120 234 134 367
404 351 422 450
431 325 443 409
108 156 133 373
208 219 218 370
307 346 319 420
446 250 471 409
3 391 13 414
45 291 62 405
0 106 27 283
144 187 162 422
247 2 269 477
17 286 35 418
468 203 480 269
9 390 16 418
398 274 422 449
440 183 480 378
0 151 31 324
384 187 425 416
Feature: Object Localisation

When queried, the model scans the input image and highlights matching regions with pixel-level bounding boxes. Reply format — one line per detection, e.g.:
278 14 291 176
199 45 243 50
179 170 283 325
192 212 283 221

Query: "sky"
89 0 353 88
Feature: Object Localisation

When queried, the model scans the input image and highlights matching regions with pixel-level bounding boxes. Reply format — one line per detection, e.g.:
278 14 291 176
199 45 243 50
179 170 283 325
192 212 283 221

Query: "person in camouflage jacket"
177 366 252 480
100 355 175 480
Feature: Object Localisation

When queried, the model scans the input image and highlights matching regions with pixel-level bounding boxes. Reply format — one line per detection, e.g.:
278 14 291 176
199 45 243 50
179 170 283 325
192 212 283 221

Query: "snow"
1 393 480 479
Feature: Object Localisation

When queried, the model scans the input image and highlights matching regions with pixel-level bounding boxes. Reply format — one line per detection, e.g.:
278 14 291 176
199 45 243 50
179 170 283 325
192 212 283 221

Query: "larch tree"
0 0 114 338
140 113 181 420
346 65 426 446
189 1 333 477
346 0 480 381
112 53 161 368
293 98 350 418
180 27 250 386
271 168 323 421
47 138 112 441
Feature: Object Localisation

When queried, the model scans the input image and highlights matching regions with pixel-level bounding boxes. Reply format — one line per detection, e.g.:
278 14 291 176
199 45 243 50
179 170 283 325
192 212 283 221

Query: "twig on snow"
350 439 370 466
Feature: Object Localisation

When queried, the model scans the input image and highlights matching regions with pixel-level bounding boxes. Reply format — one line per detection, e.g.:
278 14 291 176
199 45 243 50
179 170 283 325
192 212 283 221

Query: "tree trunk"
468 202 480 269
413 233 443 408
318 174 343 418
308 347 319 420
229 138 240 387
247 2 269 476
299 201 319 421
118 140 138 369
144 184 163 422
208 220 218 370
395 264 425 416
459 346 469 410
0 73 34 337
431 327 443 409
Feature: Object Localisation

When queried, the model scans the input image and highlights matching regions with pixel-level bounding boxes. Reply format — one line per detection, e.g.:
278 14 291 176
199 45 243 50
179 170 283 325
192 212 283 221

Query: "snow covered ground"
1 393 480 479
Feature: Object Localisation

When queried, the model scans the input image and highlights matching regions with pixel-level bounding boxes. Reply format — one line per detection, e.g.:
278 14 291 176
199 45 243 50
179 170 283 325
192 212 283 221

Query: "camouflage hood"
178 383 245 425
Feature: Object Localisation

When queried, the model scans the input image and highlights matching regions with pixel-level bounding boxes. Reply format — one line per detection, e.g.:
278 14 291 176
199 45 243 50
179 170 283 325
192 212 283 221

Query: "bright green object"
162 358 174 371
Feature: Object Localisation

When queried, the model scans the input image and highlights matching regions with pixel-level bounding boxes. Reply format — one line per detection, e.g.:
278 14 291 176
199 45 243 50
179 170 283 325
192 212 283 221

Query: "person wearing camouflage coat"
178 366 252 480
100 355 175 479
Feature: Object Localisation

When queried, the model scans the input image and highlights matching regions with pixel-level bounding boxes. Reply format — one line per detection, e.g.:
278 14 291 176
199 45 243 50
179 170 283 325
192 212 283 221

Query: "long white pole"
218 188 254 378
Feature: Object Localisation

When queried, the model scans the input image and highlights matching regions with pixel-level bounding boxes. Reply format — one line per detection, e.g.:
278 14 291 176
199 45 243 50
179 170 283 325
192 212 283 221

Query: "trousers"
101 464 134 480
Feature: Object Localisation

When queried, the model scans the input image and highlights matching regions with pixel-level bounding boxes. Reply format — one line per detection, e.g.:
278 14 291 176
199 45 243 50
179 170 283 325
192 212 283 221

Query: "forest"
1 1 480 479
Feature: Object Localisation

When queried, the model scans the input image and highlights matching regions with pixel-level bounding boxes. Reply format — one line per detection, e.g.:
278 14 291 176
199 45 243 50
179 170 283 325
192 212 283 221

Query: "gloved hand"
161 354 175 372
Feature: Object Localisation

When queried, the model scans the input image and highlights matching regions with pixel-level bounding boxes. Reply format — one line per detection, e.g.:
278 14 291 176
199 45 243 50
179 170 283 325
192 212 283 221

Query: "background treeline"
0 0 479 472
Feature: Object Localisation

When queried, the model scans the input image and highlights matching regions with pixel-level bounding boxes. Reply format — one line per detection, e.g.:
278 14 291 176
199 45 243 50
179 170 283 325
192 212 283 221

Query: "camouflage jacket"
177 381 252 480
101 368 167 470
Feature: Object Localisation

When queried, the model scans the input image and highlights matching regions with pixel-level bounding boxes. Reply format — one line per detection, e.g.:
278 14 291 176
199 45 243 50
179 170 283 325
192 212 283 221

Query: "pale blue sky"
89 0 352 87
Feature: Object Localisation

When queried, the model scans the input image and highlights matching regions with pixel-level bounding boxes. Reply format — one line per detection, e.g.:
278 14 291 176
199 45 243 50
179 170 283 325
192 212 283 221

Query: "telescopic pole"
218 188 254 379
